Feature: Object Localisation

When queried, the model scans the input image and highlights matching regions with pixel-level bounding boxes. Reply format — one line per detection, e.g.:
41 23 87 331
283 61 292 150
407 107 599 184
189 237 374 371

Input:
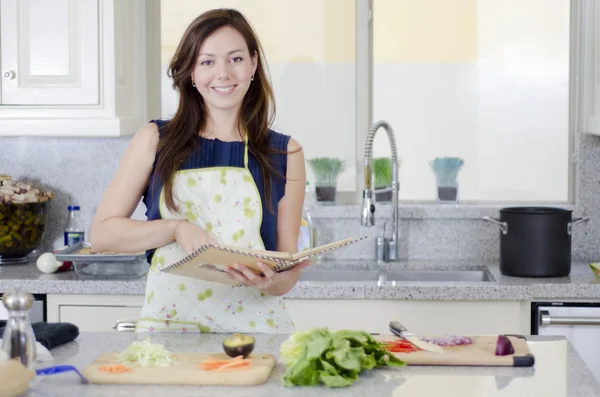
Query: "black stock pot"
483 207 588 277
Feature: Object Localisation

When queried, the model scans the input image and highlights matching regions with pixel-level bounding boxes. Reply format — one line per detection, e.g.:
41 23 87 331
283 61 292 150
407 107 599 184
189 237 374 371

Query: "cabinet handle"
113 320 137 332
3 70 16 80
540 310 600 326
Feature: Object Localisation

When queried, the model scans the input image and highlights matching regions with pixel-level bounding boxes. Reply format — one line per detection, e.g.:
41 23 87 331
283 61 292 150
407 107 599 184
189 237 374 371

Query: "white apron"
135 140 295 333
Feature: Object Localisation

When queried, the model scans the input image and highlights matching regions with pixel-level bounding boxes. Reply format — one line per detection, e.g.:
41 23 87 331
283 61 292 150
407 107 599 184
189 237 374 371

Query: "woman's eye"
201 60 213 66
230 57 243 63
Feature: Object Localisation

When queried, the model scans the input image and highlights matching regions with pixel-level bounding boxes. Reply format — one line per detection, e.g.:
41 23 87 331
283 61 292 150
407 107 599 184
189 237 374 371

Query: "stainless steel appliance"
532 302 600 382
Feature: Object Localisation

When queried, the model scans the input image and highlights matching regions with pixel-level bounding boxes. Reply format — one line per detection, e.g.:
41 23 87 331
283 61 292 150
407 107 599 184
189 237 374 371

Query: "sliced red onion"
419 335 474 346
495 335 515 356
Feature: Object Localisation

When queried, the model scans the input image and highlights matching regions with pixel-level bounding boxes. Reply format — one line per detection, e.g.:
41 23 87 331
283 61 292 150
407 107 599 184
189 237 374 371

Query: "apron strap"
243 138 249 169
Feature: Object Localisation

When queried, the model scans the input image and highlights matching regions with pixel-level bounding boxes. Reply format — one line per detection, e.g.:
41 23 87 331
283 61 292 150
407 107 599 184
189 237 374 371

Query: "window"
372 0 573 203
161 0 580 204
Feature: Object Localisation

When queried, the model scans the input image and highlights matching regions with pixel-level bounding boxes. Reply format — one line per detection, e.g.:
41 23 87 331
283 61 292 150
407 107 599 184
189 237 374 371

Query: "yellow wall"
373 0 477 63
161 0 356 64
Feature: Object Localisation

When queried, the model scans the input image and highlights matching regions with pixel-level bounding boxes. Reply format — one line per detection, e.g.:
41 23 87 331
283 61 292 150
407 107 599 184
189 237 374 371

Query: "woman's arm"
260 137 308 295
224 137 311 296
90 123 181 253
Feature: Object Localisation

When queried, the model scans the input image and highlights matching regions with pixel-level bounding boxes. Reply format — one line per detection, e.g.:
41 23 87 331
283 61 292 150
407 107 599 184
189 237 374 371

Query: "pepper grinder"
2 286 36 368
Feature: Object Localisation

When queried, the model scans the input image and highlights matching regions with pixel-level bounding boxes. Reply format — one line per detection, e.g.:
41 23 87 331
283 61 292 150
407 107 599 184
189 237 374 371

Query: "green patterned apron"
135 140 295 333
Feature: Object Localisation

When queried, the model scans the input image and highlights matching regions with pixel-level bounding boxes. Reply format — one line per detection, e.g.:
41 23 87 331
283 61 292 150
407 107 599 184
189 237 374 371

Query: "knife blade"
389 321 444 353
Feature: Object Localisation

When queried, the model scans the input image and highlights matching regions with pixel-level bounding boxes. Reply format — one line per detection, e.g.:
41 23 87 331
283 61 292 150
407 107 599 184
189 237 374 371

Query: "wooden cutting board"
377 334 535 367
81 352 277 385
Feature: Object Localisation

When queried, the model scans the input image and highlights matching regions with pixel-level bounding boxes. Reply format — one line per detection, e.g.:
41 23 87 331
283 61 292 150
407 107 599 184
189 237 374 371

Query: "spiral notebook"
160 236 369 286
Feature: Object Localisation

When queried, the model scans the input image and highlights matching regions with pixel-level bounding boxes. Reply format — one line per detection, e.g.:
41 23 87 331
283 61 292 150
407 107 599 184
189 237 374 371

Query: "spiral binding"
160 236 369 275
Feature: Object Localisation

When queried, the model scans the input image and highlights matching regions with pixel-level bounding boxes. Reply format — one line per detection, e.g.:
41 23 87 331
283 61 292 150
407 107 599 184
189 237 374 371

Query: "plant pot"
437 186 458 201
375 187 392 202
315 186 336 202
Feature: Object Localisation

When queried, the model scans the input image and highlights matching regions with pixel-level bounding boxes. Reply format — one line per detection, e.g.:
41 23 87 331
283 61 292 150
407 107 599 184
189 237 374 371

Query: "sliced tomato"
382 339 420 353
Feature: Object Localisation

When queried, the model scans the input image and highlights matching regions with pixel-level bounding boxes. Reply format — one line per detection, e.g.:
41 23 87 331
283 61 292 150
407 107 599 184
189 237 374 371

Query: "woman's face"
192 26 257 113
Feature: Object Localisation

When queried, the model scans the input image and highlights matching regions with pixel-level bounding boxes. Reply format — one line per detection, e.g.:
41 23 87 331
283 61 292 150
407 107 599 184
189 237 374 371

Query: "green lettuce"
280 328 405 387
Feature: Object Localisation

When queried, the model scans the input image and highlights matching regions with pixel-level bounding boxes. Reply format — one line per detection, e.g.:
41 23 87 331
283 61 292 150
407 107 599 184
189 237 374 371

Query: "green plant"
373 158 392 187
308 157 345 187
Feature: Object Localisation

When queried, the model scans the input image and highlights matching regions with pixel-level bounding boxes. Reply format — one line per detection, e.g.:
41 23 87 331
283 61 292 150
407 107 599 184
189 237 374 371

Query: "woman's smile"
212 85 237 95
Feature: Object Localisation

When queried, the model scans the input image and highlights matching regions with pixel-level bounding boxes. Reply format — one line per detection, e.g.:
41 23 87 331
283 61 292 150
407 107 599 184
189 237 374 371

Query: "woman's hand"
224 260 312 295
173 220 218 255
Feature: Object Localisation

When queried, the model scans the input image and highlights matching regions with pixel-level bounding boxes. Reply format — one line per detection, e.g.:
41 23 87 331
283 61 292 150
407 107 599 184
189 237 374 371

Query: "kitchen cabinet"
0 0 160 137
47 294 530 335
0 0 99 106
47 294 144 332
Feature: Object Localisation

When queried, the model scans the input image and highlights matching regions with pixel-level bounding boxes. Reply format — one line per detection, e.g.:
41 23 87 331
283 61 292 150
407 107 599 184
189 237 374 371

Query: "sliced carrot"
213 365 250 372
199 356 251 372
99 364 132 373
202 355 244 366
213 360 250 372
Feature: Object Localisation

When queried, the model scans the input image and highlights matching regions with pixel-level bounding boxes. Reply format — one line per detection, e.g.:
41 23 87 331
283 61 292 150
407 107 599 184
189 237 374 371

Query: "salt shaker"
2 286 36 368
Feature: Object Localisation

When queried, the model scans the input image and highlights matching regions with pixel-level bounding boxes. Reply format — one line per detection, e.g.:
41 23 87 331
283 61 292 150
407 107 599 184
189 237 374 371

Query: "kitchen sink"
297 268 494 284
386 269 493 283
298 270 380 283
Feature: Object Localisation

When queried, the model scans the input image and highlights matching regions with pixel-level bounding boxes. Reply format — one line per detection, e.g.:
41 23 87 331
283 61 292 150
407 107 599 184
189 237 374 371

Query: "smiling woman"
90 9 310 334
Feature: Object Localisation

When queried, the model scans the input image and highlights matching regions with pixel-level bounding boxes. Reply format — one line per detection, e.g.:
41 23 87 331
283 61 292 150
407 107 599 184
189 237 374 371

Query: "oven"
531 302 600 382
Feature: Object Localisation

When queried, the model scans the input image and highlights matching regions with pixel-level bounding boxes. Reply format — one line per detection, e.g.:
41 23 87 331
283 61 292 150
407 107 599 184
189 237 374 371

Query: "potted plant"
429 156 464 201
373 157 393 202
308 157 345 202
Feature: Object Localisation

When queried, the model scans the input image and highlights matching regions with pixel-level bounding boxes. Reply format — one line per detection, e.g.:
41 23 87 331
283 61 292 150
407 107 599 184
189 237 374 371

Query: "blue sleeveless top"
142 119 291 263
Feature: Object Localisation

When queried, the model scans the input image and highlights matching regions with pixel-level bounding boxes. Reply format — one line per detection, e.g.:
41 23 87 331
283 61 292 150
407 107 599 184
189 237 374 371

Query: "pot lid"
499 206 572 214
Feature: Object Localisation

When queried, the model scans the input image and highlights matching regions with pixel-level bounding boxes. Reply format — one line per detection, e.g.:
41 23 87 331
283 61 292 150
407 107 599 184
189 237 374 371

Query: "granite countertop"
1 259 600 301
25 332 600 397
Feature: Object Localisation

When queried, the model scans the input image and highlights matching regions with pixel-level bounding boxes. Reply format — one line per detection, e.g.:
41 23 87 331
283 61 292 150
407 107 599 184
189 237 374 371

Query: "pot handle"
568 217 589 235
482 216 508 235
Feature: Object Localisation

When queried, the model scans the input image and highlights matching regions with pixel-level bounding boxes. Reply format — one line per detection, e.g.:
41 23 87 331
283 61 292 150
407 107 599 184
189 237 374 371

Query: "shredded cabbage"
117 337 175 367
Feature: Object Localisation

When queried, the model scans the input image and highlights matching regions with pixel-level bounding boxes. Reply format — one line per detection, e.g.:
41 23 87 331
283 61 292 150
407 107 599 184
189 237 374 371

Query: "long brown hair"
155 9 284 213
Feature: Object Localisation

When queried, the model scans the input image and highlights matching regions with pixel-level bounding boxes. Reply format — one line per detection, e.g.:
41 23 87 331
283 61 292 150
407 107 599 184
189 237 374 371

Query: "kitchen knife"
389 321 444 353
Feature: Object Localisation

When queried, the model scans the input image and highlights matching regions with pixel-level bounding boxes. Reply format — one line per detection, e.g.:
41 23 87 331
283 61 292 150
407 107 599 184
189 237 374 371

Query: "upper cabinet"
1 0 99 106
0 0 160 137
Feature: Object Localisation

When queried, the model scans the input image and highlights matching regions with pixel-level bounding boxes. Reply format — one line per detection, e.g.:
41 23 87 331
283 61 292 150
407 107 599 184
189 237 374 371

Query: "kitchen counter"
1 259 600 300
25 332 600 397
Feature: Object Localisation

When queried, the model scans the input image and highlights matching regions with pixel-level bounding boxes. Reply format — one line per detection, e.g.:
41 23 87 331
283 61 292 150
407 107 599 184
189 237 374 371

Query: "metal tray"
55 242 146 263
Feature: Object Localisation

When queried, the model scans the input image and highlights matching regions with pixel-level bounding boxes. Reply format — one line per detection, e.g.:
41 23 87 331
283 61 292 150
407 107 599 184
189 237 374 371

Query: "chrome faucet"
361 120 399 262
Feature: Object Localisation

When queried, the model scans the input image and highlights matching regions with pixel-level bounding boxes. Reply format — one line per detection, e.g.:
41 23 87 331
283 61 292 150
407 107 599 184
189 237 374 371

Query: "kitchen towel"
0 322 79 350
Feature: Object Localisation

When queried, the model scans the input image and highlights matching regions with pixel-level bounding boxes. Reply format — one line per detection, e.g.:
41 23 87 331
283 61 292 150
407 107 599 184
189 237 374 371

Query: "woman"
90 9 309 333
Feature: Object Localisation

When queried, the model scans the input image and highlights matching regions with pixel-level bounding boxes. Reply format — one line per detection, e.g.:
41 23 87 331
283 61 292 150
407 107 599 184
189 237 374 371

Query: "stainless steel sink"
298 270 380 283
298 268 494 284
386 270 493 283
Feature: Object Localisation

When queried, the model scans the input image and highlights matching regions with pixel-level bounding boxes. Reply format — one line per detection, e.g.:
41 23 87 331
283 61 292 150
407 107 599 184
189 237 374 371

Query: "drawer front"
59 305 142 332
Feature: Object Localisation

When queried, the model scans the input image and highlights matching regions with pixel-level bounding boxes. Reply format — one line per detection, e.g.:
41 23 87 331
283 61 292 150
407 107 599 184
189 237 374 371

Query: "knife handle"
389 321 409 337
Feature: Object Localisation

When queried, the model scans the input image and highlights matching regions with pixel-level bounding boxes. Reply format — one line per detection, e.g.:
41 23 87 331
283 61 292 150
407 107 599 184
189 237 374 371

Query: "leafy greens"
280 328 405 387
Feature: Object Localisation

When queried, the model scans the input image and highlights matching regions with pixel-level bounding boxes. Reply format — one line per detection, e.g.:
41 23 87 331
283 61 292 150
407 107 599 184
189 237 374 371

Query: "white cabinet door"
0 0 99 105
58 305 143 332
47 294 144 332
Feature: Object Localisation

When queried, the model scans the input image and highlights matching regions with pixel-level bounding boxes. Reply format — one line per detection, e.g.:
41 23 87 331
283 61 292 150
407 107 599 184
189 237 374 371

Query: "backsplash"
2 133 600 262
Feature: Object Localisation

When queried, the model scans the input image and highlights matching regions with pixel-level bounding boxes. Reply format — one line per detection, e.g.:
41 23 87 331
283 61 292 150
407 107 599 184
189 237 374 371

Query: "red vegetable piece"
495 335 515 356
